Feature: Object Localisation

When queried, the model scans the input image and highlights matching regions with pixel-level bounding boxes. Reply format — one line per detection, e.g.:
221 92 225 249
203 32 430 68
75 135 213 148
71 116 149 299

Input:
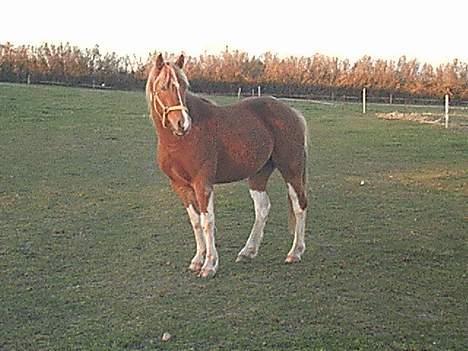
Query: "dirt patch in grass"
0 193 17 208
390 167 467 195
376 111 468 130
377 112 443 124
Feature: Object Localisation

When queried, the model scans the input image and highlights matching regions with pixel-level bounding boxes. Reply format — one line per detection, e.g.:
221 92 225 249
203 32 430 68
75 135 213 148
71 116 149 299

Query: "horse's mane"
192 93 217 106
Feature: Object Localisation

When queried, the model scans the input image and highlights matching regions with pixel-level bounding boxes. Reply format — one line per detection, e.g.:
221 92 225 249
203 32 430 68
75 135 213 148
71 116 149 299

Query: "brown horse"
146 54 308 278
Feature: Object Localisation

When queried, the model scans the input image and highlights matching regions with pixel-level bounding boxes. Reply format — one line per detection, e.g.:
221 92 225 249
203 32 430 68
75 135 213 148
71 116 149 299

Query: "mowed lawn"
0 83 466 350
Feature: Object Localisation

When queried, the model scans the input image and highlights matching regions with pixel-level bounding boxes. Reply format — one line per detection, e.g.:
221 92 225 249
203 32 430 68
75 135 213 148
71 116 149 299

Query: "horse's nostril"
178 120 184 129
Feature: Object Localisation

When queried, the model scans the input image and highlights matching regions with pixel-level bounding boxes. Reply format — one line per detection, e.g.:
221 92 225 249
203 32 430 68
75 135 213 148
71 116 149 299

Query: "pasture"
0 83 466 350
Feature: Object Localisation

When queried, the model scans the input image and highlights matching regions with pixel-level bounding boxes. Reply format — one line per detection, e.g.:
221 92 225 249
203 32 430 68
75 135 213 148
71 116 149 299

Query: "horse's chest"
157 146 212 183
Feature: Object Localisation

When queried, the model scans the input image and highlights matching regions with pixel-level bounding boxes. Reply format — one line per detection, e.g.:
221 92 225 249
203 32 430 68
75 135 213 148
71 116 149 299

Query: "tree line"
1 42 467 101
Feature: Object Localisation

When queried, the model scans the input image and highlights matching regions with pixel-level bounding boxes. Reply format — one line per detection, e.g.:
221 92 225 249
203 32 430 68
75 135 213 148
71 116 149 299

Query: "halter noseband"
151 64 189 130
152 91 189 129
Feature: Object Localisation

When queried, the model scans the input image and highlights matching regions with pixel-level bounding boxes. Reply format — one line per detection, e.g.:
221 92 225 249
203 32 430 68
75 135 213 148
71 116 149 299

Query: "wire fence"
277 90 468 130
246 91 468 107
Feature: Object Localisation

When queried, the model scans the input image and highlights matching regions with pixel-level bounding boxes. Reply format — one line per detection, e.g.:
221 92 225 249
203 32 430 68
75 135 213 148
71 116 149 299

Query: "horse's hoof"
236 247 257 262
285 255 301 264
189 262 203 273
236 253 254 263
198 268 216 278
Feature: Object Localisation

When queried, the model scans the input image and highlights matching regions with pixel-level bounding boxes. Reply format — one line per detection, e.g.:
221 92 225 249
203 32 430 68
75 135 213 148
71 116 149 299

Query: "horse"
145 54 308 278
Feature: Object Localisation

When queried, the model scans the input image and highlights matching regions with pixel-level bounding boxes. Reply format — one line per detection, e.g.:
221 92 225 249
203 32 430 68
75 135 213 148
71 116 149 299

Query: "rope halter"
152 91 189 129
150 64 189 131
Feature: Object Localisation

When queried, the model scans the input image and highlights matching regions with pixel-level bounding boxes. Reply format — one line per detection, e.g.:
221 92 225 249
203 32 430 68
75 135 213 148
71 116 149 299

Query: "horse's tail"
288 108 308 235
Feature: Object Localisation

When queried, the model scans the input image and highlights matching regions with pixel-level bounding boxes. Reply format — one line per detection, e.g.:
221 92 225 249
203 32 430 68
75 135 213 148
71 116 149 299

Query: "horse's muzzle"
172 114 192 136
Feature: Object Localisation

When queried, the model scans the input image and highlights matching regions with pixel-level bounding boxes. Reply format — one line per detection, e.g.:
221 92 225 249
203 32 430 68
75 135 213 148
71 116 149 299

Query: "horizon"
1 0 467 66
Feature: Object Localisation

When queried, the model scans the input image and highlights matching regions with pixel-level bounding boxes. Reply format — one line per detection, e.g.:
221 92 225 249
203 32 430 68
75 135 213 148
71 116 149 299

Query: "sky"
1 0 467 65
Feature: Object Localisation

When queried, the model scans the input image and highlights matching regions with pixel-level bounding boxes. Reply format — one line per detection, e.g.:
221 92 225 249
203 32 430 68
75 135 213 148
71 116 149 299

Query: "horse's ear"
155 53 165 70
175 54 185 69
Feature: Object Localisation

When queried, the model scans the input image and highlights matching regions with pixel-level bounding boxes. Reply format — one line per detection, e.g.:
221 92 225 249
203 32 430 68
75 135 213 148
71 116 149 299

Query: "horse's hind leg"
236 161 274 262
285 181 307 262
283 172 307 263
275 148 307 263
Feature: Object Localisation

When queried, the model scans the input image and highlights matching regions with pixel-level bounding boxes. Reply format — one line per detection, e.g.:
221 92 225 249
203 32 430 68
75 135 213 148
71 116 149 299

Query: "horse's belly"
215 128 273 183
215 164 258 183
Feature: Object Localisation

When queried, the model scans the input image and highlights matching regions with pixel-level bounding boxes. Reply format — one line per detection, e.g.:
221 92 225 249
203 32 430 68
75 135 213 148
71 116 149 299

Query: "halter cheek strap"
152 92 189 129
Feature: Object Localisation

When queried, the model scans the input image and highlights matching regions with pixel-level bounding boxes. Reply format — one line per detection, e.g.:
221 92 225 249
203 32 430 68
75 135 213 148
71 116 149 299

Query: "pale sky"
1 0 467 65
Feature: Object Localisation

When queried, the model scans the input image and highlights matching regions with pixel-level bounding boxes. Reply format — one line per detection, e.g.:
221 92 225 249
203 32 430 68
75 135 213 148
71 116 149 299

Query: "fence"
233 86 468 108
245 86 468 130
360 88 462 129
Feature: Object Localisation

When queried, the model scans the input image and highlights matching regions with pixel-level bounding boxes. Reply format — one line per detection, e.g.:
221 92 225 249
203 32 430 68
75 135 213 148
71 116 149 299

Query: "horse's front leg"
186 204 205 273
170 182 206 273
194 183 218 278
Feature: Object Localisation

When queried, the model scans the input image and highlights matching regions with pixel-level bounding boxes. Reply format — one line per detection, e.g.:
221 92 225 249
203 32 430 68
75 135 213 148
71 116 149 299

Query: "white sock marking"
200 192 218 275
238 190 270 259
287 183 306 259
186 205 205 269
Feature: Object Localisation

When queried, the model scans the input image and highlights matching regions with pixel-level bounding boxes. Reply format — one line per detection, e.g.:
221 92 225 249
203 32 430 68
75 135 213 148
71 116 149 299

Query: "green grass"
1 83 467 350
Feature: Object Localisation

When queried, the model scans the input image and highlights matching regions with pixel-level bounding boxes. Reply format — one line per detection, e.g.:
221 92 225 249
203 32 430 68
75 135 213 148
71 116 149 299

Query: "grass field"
1 83 467 350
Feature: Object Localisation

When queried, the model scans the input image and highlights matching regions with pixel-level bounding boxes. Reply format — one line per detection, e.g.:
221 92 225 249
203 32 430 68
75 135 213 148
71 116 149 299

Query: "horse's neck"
186 92 201 113
186 92 216 120
153 92 214 145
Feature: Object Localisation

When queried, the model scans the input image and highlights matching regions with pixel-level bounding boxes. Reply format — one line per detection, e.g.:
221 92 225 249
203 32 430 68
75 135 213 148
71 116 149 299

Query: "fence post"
362 88 367 114
389 93 393 104
258 86 261 97
444 94 449 129
237 87 242 99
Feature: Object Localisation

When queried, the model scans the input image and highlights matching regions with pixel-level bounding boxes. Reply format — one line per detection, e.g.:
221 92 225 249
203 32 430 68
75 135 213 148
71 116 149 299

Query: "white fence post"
237 87 242 99
362 88 367 114
258 86 261 97
444 94 449 129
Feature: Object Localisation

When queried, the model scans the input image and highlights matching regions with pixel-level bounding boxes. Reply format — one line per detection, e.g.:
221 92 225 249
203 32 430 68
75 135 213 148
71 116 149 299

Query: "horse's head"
146 54 191 136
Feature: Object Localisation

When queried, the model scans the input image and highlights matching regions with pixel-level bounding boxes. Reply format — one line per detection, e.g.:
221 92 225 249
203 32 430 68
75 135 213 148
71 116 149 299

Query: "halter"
152 91 189 129
151 65 189 130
